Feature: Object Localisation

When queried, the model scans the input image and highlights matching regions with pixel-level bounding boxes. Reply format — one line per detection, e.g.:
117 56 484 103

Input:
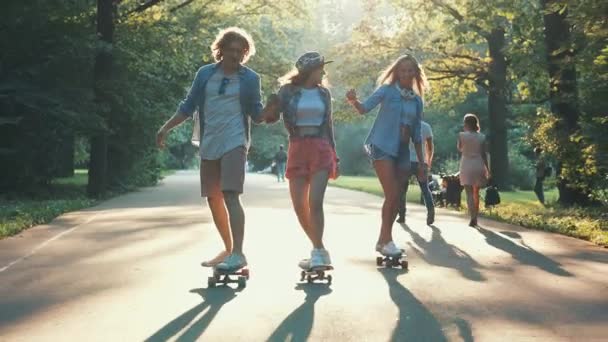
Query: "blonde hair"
377 54 428 99
278 67 330 87
210 27 256 64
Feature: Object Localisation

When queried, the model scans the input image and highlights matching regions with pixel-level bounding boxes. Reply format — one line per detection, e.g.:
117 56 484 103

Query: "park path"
1 171 607 341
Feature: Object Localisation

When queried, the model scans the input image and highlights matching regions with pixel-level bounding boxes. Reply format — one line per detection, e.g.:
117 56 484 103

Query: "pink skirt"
286 137 338 180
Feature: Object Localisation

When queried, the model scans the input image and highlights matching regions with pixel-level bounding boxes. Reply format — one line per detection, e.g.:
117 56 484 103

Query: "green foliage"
334 120 375 176
0 169 94 238
0 199 96 238
249 124 288 171
1 0 605 207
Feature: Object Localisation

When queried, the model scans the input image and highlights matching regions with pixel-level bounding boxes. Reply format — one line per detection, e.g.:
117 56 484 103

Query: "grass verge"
0 169 176 239
329 176 607 247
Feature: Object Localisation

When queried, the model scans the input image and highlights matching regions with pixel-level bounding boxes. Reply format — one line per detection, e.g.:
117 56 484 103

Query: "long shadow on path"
145 287 237 342
266 284 332 342
475 226 573 276
379 268 448 341
402 223 486 282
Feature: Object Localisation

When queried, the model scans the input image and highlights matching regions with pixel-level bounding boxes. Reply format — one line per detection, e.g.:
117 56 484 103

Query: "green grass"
329 176 608 247
1 168 180 239
0 170 97 238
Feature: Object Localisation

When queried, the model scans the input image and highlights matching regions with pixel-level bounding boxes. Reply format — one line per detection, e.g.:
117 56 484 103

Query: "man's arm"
156 112 189 148
250 74 264 124
426 136 434 168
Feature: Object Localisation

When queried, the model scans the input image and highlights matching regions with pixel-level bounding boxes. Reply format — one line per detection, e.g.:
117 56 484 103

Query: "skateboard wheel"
326 274 332 285
242 268 250 279
401 260 408 269
208 276 216 287
300 271 306 281
376 256 383 266
237 276 246 288
306 275 313 284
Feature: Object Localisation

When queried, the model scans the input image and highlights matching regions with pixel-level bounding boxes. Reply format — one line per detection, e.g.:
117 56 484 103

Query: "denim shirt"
361 84 423 157
277 84 336 148
177 62 263 146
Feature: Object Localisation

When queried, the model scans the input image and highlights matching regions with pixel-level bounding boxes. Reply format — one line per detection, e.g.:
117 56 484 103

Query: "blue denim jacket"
277 84 336 148
361 84 423 157
177 62 263 145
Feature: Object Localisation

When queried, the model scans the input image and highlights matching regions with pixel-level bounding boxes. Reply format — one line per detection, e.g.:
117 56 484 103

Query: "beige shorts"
200 146 246 197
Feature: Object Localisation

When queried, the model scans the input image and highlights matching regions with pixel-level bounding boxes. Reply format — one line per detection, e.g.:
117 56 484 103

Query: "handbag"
484 179 501 208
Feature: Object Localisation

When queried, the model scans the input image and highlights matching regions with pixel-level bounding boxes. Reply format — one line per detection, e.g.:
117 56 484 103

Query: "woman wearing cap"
263 52 338 270
345 54 427 257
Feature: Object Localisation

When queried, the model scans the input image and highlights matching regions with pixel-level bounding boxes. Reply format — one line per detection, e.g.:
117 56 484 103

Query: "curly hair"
210 27 256 63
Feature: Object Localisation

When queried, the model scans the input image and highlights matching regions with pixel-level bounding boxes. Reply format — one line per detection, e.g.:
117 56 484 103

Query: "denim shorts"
367 144 411 170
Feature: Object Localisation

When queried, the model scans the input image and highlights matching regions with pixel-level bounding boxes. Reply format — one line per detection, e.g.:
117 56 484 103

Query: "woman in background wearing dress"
457 114 490 227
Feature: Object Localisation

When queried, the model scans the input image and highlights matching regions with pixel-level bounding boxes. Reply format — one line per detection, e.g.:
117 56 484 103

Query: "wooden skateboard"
300 265 333 284
207 267 250 288
376 253 408 269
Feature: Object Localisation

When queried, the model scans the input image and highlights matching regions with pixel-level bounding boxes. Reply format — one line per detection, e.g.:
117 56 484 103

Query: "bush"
334 120 375 176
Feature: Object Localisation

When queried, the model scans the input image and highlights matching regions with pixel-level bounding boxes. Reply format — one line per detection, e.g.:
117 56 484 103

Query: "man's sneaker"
396 215 405 223
310 248 328 269
201 250 230 267
380 241 403 257
215 253 247 271
298 258 311 270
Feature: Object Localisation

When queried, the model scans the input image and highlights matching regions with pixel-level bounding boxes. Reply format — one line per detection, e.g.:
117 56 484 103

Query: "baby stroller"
440 173 463 209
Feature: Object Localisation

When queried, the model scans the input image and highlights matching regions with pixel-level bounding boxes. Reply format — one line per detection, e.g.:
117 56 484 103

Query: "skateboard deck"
300 265 333 284
376 254 408 269
207 267 249 288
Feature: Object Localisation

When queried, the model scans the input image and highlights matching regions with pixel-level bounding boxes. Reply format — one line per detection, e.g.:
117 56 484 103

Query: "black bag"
485 185 501 207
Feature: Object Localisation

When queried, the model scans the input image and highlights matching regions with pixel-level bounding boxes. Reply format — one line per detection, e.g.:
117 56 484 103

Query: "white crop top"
295 88 325 126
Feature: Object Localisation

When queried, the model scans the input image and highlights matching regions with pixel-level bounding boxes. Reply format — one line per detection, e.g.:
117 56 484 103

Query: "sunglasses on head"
218 77 230 95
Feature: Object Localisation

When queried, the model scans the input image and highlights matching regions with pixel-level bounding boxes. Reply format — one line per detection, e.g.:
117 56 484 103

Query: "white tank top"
295 88 325 126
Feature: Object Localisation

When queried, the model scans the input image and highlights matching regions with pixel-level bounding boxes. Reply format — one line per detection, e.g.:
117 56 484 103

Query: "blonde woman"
346 54 427 257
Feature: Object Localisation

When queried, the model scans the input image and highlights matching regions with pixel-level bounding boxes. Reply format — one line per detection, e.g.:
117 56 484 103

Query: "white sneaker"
298 258 311 270
215 253 247 271
310 248 327 269
319 249 332 266
380 241 403 257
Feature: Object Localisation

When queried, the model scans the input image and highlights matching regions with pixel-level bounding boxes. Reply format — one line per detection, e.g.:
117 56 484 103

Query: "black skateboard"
300 265 333 284
208 267 250 288
376 253 408 269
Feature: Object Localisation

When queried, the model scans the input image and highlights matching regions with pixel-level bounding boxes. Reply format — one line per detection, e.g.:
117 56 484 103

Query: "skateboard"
300 265 333 285
207 267 249 288
376 253 408 269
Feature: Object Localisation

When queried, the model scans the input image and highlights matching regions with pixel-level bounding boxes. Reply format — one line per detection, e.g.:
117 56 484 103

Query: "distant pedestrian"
274 144 287 182
457 113 490 227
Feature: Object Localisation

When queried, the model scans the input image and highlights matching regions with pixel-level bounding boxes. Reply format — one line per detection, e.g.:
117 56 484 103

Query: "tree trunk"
87 0 114 197
541 0 591 206
486 28 510 189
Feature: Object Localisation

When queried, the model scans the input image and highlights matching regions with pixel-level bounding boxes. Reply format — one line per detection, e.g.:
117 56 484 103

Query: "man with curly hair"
156 27 264 271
